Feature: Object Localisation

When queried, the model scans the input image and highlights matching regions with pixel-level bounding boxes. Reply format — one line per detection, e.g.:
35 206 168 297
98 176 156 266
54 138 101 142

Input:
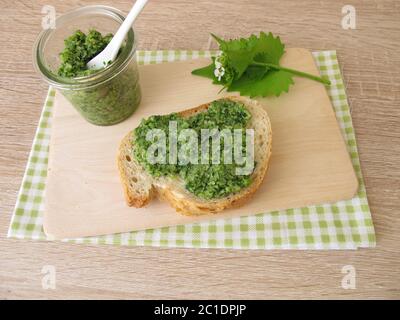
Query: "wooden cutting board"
44 48 358 240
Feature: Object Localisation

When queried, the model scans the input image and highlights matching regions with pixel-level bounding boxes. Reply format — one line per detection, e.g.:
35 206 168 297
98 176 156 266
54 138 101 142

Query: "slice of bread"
117 96 272 216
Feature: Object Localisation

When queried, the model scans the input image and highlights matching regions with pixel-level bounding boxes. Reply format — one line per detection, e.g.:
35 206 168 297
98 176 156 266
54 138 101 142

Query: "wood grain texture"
0 0 399 299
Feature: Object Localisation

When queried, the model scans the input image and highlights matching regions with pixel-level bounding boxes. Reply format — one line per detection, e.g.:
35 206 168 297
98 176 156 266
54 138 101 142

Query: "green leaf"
243 65 269 81
209 32 285 80
191 62 215 80
252 32 285 64
228 70 294 98
212 34 256 79
192 32 329 99
210 33 224 45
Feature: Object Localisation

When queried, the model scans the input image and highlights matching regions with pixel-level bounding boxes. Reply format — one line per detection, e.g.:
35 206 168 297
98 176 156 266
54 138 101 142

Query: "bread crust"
117 134 153 207
117 96 272 216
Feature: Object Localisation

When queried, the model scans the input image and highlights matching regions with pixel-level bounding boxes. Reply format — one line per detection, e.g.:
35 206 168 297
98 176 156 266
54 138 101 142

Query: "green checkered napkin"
7 50 376 249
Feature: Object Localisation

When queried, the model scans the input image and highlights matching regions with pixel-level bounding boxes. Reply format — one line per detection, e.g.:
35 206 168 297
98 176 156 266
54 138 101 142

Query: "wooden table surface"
1 0 399 300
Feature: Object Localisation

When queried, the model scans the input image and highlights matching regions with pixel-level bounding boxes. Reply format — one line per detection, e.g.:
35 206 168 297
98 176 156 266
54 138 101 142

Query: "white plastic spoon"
87 0 149 70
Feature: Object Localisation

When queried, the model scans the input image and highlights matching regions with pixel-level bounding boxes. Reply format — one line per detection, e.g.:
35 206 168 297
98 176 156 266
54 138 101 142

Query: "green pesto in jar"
57 29 141 126
57 30 113 77
133 99 254 200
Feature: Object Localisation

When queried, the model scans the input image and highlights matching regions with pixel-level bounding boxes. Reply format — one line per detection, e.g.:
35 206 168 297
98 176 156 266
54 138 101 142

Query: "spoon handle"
109 0 149 60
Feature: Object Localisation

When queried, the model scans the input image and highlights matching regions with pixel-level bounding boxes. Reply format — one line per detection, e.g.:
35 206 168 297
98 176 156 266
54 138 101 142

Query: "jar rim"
33 5 136 90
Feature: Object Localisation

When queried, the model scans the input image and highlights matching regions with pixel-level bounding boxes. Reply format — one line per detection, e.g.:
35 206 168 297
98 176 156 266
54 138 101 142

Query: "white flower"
214 66 225 81
214 60 222 69
214 51 227 81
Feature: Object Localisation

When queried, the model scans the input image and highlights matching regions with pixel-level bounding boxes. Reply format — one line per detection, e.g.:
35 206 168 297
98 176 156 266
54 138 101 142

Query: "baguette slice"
117 96 272 216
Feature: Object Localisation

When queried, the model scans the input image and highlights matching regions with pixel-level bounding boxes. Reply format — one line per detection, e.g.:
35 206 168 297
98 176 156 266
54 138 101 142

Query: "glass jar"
33 5 141 126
